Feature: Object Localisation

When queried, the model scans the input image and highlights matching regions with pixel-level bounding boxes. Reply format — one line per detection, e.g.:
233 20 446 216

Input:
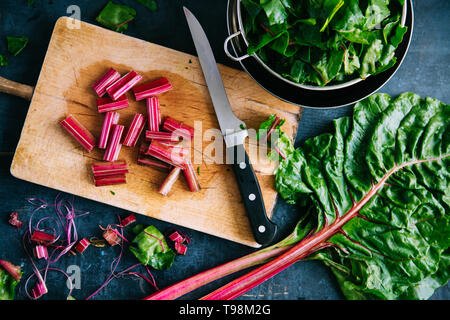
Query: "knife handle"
228 144 277 246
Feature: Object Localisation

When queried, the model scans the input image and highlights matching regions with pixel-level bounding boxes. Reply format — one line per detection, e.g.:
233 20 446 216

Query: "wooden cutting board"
10 17 302 247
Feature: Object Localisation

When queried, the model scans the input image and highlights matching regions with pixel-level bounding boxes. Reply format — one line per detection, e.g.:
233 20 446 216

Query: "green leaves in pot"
242 0 408 86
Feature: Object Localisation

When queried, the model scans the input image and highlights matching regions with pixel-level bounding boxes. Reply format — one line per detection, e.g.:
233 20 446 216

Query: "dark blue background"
0 0 448 300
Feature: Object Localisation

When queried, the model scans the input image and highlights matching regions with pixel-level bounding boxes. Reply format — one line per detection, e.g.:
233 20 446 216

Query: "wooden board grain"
10 17 302 247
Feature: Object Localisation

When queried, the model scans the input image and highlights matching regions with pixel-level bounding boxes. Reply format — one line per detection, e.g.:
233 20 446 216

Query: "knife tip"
183 6 191 16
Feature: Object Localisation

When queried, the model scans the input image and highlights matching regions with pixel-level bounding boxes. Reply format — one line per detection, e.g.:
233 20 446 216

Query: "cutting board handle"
0 76 34 101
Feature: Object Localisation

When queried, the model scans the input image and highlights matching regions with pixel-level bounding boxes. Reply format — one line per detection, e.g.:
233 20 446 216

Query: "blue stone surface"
0 0 448 300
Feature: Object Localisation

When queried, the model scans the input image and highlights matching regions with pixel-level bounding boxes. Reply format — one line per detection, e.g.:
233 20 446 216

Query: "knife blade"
184 7 277 246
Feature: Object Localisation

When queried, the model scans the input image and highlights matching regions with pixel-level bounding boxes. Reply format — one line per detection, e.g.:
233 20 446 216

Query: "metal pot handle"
224 31 249 62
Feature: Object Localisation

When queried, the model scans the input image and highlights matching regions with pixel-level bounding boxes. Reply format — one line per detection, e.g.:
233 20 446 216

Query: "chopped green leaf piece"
7 36 28 56
197 167 200 175
0 266 21 300
129 225 175 270
96 1 137 33
0 54 8 66
110 190 116 195
135 0 157 12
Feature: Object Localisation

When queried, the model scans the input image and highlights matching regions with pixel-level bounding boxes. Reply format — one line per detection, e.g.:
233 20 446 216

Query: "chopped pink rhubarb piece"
169 231 185 243
162 116 194 140
8 212 23 228
158 167 181 196
183 160 201 192
145 131 181 142
106 70 142 101
97 95 129 113
31 281 48 299
98 112 120 149
92 160 128 177
94 174 126 187
33 245 48 260
92 68 121 97
75 238 90 254
60 115 96 152
31 230 56 244
147 141 186 168
121 214 136 227
123 113 146 147
103 226 121 246
103 125 124 162
146 97 161 131
133 77 172 101
174 242 188 255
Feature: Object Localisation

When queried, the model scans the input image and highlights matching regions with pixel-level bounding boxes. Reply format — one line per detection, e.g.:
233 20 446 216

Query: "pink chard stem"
146 96 161 131
92 68 121 97
94 174 126 187
60 115 96 152
147 141 186 168
103 125 124 162
106 70 143 101
163 116 194 140
97 95 129 113
158 167 181 196
123 113 146 147
183 160 201 192
98 112 120 149
133 77 172 101
137 156 172 170
145 131 181 142
91 160 129 177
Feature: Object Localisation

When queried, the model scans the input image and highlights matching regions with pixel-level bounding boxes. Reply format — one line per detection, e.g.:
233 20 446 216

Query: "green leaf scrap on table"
135 0 158 12
96 1 137 32
0 55 8 67
129 225 176 270
242 0 407 86
0 264 22 300
7 36 28 56
262 92 449 299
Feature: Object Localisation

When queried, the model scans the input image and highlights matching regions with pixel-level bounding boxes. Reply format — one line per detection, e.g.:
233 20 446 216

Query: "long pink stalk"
123 113 145 147
144 243 292 300
98 112 120 149
146 97 161 131
97 95 129 113
91 160 128 177
92 68 121 97
133 77 172 101
163 116 194 140
183 160 200 192
103 125 124 162
158 167 181 196
60 115 96 152
106 70 143 100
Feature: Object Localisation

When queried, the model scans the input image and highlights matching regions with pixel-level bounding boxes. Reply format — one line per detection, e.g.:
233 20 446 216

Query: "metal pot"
224 0 407 91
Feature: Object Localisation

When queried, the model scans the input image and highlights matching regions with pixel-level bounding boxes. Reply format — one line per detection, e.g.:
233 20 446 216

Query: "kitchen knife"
184 7 277 246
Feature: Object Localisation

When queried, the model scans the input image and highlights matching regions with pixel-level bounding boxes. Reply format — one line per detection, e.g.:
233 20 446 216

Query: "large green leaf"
274 93 449 299
242 0 406 86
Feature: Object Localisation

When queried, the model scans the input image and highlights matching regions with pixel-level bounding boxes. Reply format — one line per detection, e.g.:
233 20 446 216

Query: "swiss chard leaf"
129 225 175 270
7 36 28 56
273 93 449 299
96 1 136 33
242 0 406 86
135 0 157 12
0 264 22 300
0 54 8 66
